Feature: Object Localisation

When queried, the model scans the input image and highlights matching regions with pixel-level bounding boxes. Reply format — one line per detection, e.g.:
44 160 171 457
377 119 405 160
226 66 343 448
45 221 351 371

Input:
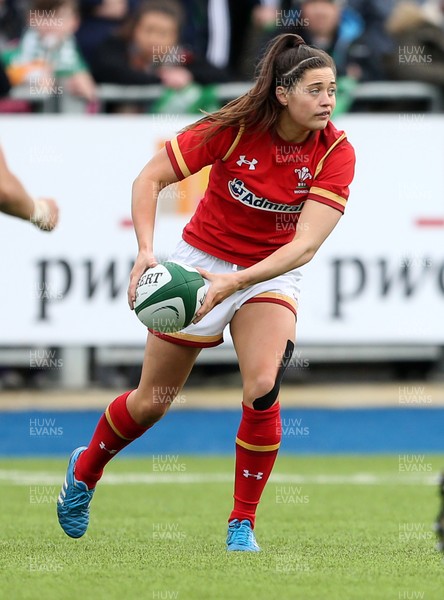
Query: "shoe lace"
64 486 93 511
235 522 253 547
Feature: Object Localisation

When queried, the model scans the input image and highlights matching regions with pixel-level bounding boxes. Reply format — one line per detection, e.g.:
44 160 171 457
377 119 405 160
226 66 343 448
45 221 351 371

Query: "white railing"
8 80 444 113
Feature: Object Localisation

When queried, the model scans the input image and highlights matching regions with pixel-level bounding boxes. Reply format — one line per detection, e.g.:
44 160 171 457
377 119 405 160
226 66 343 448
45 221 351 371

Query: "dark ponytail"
182 34 336 139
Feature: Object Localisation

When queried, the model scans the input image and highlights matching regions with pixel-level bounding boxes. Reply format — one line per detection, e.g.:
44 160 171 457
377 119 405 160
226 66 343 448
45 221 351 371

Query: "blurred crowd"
0 0 443 113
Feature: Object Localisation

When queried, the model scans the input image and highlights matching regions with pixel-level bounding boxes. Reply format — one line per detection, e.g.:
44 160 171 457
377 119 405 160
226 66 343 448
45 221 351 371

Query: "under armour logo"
243 469 263 480
237 155 258 170
99 441 117 454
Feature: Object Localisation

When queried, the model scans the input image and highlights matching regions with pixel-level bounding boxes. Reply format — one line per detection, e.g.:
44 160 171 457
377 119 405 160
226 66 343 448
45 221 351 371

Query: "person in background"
347 0 396 81
181 0 276 81
0 57 10 95
246 1 366 80
0 0 27 49
91 0 228 113
1 0 96 102
264 0 365 114
76 0 140 66
91 0 229 87
0 145 59 231
385 0 444 91
247 0 394 81
292 0 365 79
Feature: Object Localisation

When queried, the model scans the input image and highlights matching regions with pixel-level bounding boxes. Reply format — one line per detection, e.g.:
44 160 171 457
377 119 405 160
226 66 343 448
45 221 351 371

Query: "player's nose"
319 91 333 106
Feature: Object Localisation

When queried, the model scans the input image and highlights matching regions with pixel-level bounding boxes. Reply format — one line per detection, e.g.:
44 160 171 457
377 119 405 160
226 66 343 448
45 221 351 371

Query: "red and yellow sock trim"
105 405 132 441
235 436 281 452
244 292 297 317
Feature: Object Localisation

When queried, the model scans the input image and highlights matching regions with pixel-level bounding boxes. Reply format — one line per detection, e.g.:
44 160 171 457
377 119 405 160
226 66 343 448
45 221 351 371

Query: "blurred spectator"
76 0 140 65
1 0 96 102
179 1 289 82
91 0 228 112
0 0 27 49
180 0 266 81
252 0 281 31
385 1 444 90
261 0 390 81
0 57 10 95
293 0 365 78
0 54 32 113
238 0 283 79
92 0 229 85
224 0 262 79
254 1 366 113
423 0 444 26
347 0 396 80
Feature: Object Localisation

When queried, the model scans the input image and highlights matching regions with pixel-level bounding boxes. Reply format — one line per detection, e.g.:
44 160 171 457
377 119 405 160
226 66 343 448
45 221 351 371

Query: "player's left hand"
193 268 241 324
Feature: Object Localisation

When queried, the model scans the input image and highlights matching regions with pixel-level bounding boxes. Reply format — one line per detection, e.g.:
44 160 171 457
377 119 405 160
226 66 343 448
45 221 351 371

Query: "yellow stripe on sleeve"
309 186 347 207
170 137 191 178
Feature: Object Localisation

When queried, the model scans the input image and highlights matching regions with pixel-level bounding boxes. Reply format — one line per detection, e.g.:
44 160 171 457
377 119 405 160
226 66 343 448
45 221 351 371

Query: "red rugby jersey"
165 120 355 267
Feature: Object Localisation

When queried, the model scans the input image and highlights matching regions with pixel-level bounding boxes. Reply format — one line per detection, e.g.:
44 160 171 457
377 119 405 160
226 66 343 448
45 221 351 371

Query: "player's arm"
128 146 179 308
194 200 341 322
239 199 341 281
0 146 58 231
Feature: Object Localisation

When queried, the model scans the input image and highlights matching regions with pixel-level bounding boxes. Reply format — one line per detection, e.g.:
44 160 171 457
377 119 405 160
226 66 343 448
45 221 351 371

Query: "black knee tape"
252 339 294 410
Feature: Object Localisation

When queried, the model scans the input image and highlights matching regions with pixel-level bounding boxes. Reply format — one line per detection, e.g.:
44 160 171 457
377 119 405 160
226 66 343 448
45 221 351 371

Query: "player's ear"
275 86 288 107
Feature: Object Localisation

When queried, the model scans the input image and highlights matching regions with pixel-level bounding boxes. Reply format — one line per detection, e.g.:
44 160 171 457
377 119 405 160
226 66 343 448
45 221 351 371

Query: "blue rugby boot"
57 447 95 538
226 519 261 552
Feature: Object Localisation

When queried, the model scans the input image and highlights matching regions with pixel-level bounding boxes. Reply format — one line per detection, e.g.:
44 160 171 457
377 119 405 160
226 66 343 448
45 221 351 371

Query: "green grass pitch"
1 455 443 600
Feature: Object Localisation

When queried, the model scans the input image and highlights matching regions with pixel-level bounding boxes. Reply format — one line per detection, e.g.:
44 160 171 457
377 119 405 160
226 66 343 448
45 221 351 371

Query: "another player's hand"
32 198 59 231
128 251 158 310
193 268 241 324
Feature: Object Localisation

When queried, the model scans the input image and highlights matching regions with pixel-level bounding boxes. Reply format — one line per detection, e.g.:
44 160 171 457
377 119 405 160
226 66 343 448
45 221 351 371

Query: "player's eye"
309 88 320 95
328 88 337 96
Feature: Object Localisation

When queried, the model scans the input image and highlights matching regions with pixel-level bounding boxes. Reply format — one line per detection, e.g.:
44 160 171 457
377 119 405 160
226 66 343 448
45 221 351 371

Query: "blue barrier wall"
0 408 443 456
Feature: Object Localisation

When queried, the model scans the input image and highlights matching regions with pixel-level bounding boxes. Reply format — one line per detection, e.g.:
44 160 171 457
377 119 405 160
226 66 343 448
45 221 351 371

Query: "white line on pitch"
0 470 440 486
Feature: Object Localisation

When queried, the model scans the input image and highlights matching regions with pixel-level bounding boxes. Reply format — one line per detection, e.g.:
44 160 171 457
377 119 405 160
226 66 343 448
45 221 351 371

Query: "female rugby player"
57 33 355 551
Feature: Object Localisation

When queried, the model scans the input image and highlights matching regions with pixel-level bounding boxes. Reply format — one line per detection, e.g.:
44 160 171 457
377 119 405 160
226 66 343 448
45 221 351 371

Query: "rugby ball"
134 261 206 333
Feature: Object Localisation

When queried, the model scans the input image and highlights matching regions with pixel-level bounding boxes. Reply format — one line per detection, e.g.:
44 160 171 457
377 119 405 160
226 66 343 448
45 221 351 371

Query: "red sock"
75 390 149 489
229 402 281 528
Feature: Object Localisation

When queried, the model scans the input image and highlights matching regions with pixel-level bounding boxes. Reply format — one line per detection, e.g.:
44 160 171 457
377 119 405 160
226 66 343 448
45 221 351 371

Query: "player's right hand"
128 250 158 310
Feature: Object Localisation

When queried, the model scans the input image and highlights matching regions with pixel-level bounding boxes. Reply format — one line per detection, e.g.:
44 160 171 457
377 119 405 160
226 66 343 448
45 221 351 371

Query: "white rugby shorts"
149 240 302 348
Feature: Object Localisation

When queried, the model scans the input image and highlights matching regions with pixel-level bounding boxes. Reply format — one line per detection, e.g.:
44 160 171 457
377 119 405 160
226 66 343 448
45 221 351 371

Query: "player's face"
277 68 336 137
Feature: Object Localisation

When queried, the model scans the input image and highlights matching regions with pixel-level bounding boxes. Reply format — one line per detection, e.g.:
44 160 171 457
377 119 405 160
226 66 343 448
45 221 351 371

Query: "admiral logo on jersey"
228 178 304 213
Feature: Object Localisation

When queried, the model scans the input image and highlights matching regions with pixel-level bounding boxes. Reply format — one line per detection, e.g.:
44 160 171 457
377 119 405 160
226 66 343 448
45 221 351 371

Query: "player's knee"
135 392 170 425
244 340 295 410
244 373 278 408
